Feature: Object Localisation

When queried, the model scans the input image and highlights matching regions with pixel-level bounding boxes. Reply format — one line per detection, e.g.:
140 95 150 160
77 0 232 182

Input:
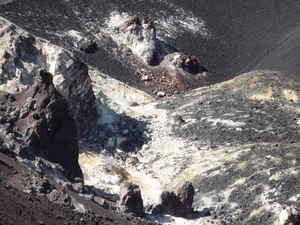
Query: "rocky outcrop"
0 69 82 179
0 17 97 137
119 181 145 217
175 54 204 74
111 14 206 72
116 15 156 65
279 205 300 225
150 182 195 218
105 14 208 98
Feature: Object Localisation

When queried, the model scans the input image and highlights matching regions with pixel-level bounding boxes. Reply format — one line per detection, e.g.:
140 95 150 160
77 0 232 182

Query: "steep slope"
252 25 300 76
0 149 155 225
0 17 97 136
1 0 300 85
126 70 300 224
0 17 158 225
79 69 300 224
1 1 300 225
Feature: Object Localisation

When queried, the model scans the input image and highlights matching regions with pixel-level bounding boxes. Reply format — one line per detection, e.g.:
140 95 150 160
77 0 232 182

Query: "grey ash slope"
159 71 300 146
155 71 300 224
252 25 300 77
1 1 300 85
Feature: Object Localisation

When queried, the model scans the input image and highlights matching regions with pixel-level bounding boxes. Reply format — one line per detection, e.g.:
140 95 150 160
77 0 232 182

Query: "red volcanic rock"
176 54 201 73
0 69 83 180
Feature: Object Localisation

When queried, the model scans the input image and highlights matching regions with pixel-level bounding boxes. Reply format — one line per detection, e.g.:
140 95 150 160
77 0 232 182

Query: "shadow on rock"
0 69 83 180
191 207 215 219
82 103 150 155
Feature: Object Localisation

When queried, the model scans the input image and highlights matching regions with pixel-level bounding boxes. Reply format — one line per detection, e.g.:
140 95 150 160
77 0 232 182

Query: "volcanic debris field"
1 1 300 225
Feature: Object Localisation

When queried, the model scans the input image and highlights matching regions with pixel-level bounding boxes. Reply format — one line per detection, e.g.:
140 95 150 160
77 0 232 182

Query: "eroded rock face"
152 182 195 218
0 17 97 136
116 15 156 65
119 181 145 217
104 14 209 98
0 69 82 179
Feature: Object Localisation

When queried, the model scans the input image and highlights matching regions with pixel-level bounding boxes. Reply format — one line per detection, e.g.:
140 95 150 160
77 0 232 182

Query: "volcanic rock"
0 17 97 137
176 54 203 74
152 182 195 218
119 181 145 217
107 14 208 98
0 69 83 179
2 2 300 225
175 182 195 217
117 15 156 65
279 205 300 225
47 188 73 207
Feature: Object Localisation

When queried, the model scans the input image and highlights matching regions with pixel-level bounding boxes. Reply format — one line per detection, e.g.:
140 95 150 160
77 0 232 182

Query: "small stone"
116 136 129 149
126 156 139 166
141 75 149 81
142 144 149 151
122 129 129 135
157 92 165 97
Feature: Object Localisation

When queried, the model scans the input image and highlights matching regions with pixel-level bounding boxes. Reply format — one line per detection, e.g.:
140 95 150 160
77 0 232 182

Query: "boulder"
116 15 156 64
0 69 83 179
175 181 195 217
152 182 195 218
159 191 182 215
279 205 300 225
176 54 202 74
119 181 145 217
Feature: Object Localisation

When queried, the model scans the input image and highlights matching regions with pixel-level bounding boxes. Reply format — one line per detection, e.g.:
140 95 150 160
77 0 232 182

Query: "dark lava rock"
64 60 97 137
0 69 82 179
175 182 195 216
152 182 195 218
0 151 151 225
119 181 145 217
176 54 204 74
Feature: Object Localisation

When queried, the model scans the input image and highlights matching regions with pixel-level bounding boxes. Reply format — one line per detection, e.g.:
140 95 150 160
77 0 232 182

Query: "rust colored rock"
176 54 201 74
0 24 97 138
0 69 83 180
